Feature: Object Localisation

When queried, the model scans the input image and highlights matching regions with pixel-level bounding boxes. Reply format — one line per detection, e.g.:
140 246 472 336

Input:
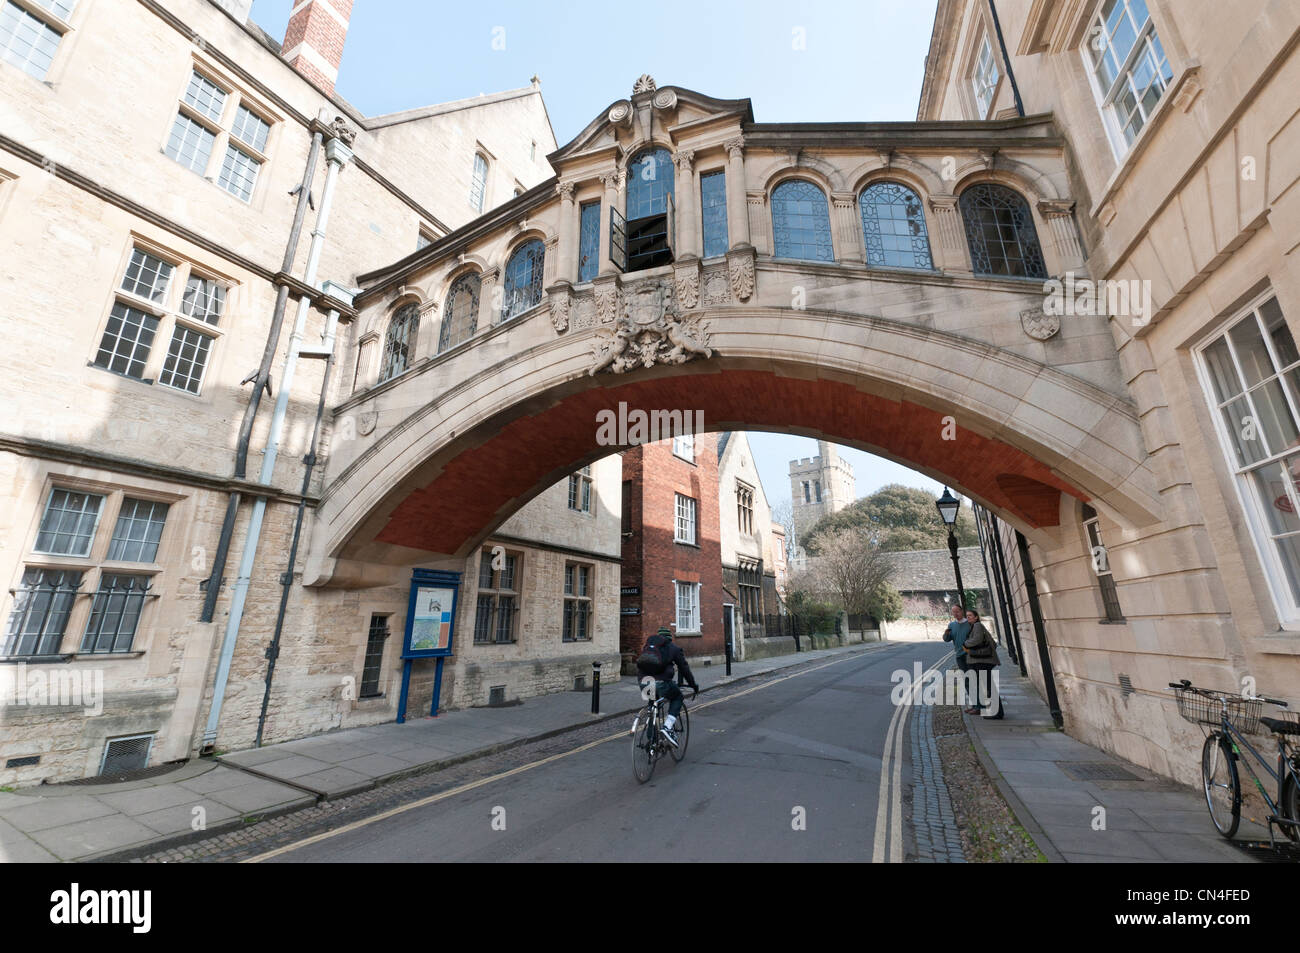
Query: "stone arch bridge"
303 81 1160 587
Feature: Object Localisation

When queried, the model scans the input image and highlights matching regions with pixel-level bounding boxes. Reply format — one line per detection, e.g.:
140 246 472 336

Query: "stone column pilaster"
555 180 578 284
724 138 751 249
832 191 863 263
1037 199 1085 274
928 194 972 275
673 149 698 260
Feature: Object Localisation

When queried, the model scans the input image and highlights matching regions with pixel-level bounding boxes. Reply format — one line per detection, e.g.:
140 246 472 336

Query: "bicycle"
630 678 692 783
1170 679 1300 847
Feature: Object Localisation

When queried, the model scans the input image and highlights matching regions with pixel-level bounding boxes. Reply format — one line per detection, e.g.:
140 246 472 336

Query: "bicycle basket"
1173 686 1263 733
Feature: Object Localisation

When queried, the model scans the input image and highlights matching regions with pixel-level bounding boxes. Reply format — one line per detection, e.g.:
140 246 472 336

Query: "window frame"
500 238 546 322
700 168 729 259
770 178 835 263
162 62 276 205
0 0 77 83
379 301 421 382
470 152 489 213
1193 290 1300 628
474 547 521 644
970 31 1001 119
674 493 698 545
91 239 230 396
1081 504 1125 623
1079 0 1173 159
359 613 390 698
736 481 755 537
859 180 935 271
562 561 594 642
672 433 695 463
674 580 701 634
568 465 593 514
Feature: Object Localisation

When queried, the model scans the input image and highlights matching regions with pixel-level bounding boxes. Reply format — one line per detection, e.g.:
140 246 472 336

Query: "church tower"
788 440 855 562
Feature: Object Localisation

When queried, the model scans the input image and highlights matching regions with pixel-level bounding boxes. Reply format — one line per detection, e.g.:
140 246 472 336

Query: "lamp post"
936 487 966 611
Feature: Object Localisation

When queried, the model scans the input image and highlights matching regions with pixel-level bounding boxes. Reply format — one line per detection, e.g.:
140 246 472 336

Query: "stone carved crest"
589 279 712 375
729 255 755 301
633 74 657 95
571 297 596 330
1020 307 1060 341
702 270 730 306
358 411 378 436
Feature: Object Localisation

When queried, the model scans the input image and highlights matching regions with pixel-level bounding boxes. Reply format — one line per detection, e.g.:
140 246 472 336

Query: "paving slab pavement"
964 663 1267 863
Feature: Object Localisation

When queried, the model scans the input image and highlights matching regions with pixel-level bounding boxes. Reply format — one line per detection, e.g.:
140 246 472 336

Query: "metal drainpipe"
987 0 1026 118
200 130 324 624
972 504 1007 654
987 508 1028 676
202 137 353 751
256 282 351 747
1014 529 1064 727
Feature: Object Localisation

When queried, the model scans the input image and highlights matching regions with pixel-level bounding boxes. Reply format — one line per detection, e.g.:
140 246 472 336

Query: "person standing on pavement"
942 601 971 675
961 609 1003 718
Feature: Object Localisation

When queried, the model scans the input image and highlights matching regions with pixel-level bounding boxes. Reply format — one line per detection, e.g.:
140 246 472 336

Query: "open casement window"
474 548 519 643
1197 294 1300 625
1081 504 1124 622
1081 0 1173 155
970 32 1000 118
623 148 675 272
5 487 169 658
164 67 273 202
92 244 229 394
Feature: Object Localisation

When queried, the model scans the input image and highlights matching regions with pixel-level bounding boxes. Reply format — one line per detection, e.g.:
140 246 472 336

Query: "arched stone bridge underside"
305 282 1161 588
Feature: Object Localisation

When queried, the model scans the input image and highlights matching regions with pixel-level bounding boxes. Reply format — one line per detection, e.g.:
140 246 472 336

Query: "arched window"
501 239 545 322
771 180 834 262
959 183 1047 279
380 303 420 382
438 273 481 353
626 147 674 221
859 182 933 270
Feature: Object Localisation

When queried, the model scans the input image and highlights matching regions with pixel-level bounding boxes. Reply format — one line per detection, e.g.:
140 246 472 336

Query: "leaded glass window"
438 273 480 353
94 303 159 380
578 201 601 282
959 184 1046 279
81 574 152 653
860 182 933 270
380 303 420 381
121 248 174 303
35 489 103 556
159 324 214 394
701 170 729 258
563 563 592 642
771 180 834 262
3 568 82 657
475 549 518 644
626 148 673 221
108 499 169 563
501 239 545 322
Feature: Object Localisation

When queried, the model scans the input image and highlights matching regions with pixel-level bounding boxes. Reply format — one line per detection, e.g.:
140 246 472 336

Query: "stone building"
716 431 780 656
0 0 562 783
789 440 855 565
618 435 725 668
920 0 1300 784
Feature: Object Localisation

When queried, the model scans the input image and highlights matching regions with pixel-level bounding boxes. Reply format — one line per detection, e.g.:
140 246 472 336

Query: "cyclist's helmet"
657 626 673 640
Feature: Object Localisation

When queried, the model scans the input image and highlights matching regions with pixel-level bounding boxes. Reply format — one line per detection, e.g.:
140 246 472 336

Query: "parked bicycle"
630 678 691 783
1170 679 1300 846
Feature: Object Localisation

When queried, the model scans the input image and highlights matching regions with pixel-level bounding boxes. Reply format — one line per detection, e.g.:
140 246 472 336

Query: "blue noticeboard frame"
397 569 460 723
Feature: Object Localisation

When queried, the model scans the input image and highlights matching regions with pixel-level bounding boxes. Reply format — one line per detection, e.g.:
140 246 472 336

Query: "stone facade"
0 0 559 784
920 0 1300 785
789 440 856 564
717 431 779 654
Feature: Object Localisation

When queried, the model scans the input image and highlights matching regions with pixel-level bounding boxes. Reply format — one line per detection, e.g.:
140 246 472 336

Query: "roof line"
363 85 545 130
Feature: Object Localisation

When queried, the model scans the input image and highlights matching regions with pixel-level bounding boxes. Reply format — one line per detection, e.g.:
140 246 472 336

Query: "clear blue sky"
250 0 944 508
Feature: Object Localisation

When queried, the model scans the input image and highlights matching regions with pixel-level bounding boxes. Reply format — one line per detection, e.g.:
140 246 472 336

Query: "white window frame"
91 239 230 396
970 31 1000 119
672 433 695 463
1193 290 1300 628
674 493 697 545
470 152 489 213
1079 0 1173 159
674 580 701 634
568 465 593 513
0 0 77 82
163 62 275 204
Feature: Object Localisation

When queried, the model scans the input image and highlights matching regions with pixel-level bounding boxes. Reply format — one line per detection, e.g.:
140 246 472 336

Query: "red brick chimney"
282 0 353 95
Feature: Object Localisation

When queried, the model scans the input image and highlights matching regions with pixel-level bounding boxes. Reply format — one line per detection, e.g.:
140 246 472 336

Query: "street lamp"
936 487 967 611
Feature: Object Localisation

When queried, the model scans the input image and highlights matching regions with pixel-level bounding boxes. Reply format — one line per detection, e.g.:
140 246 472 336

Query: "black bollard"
591 660 601 714
724 632 732 676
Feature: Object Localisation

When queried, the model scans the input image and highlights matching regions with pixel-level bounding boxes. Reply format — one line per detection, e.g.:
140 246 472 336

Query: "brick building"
619 435 724 670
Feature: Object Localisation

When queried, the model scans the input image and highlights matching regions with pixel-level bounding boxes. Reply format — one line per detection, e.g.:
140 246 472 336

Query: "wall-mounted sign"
620 586 640 596
621 607 640 615
397 568 461 723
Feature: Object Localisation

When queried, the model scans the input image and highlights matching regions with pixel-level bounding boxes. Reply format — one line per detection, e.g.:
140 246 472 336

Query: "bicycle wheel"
669 702 689 763
1280 767 1300 843
1201 733 1240 838
632 710 657 783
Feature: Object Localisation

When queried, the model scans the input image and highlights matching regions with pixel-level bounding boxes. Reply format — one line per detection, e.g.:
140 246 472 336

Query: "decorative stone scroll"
727 248 755 301
548 287 571 333
589 278 713 375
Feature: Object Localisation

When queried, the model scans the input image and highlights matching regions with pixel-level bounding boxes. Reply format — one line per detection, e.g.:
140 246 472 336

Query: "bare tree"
770 498 797 563
815 527 895 618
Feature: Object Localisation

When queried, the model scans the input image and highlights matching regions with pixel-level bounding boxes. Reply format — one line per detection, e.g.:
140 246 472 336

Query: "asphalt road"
262 641 952 863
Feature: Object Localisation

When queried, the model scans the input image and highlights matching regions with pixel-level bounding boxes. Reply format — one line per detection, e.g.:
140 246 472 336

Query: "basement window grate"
1118 673 1134 696
5 755 40 768
1058 761 1141 782
574 675 587 692
99 734 153 776
488 685 507 706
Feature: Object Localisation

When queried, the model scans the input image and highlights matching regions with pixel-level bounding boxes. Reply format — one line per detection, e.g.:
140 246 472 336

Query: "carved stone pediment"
589 278 713 375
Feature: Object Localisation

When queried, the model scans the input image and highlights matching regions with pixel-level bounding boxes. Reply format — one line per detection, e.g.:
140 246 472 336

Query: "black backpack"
635 636 671 677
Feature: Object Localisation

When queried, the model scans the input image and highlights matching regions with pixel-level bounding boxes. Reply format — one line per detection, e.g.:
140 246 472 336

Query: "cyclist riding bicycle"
637 625 699 747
